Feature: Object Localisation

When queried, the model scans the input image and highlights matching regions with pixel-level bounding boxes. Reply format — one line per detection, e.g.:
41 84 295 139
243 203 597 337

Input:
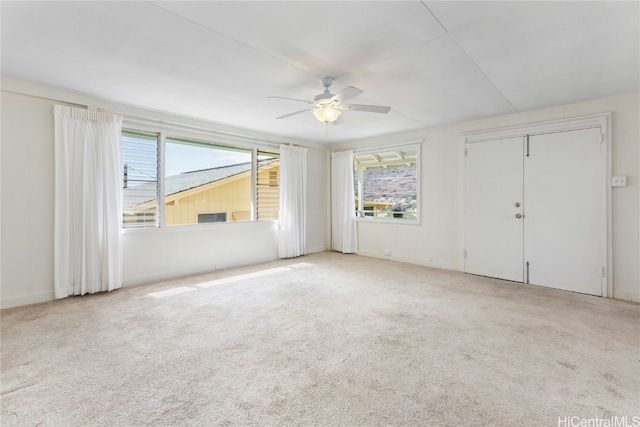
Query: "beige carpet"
1 252 639 426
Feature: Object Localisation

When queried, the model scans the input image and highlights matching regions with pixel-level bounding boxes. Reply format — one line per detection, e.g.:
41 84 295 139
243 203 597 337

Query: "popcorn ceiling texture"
1 252 638 426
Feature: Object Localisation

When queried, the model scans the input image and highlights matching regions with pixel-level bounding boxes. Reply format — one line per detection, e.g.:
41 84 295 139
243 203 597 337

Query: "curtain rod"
5 89 89 109
105 111 285 149
3 83 287 149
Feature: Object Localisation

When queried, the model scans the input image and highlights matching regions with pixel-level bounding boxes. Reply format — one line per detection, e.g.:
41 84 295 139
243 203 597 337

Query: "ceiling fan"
268 77 391 125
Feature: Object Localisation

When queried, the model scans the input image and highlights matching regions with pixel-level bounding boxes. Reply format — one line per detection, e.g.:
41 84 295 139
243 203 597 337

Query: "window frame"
121 122 280 231
353 143 421 225
163 135 253 227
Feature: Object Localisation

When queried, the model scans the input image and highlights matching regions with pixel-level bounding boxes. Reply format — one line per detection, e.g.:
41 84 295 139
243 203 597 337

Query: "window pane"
257 150 279 220
354 147 418 220
122 131 159 228
197 212 227 223
164 138 252 225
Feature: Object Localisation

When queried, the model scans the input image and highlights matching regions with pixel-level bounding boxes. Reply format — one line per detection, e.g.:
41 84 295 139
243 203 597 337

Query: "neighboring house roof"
124 162 252 208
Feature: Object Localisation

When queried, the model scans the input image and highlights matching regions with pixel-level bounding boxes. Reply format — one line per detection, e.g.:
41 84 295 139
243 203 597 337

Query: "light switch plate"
612 176 627 187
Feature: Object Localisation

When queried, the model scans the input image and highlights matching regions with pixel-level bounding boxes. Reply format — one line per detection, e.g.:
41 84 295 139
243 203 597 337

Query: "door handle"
516 213 523 219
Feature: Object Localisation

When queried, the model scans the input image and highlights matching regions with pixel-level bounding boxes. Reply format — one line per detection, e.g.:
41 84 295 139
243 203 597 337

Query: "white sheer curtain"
278 144 307 258
331 150 358 253
54 105 123 299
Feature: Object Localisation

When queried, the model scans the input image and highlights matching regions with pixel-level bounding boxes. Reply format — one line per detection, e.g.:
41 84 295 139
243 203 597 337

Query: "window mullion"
357 166 364 217
251 147 257 221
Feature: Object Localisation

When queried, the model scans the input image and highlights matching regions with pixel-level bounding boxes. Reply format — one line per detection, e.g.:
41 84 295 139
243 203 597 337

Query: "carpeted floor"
1 252 639 426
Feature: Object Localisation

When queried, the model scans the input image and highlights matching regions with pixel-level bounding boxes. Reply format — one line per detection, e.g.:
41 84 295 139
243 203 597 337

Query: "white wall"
1 91 57 307
333 93 640 302
0 80 330 308
306 146 331 253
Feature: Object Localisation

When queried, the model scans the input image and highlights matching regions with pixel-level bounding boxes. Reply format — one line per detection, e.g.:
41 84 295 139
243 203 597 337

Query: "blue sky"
165 141 250 177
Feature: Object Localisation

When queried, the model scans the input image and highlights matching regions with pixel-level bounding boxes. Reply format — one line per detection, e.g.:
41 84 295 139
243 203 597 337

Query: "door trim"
463 113 611 298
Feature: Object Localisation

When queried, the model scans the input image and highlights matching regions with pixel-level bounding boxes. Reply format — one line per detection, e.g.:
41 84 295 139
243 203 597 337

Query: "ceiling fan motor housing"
315 77 336 105
313 92 334 104
320 77 335 89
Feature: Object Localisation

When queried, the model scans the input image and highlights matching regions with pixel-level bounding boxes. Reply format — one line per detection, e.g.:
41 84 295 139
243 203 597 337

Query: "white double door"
464 127 605 296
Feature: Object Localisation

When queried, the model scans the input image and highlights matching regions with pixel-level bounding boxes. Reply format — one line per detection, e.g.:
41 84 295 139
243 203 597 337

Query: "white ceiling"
1 1 638 144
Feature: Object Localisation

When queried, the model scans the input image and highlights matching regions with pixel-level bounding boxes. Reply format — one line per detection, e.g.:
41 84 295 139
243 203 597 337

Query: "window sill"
356 216 421 226
122 219 278 234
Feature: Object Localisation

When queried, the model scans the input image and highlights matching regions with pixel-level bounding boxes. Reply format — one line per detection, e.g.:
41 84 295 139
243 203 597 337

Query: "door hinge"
463 249 467 258
526 135 530 157
525 261 530 284
599 266 606 277
465 148 468 156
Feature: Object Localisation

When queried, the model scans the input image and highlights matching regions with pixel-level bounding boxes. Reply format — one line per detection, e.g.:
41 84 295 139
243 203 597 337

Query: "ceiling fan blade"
341 104 391 114
332 116 345 126
268 96 313 104
331 86 363 103
276 109 311 119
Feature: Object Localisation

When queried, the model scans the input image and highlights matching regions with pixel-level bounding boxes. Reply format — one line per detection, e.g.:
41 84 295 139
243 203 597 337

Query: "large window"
354 145 419 220
121 128 280 229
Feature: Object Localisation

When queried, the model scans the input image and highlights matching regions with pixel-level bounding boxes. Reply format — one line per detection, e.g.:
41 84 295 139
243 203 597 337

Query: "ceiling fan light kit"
269 77 391 128
313 105 341 123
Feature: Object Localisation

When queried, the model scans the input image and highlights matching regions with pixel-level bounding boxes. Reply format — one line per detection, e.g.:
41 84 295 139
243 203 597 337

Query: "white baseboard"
358 251 639 303
1 290 55 309
123 254 279 288
356 250 459 272
306 246 328 254
215 254 279 271
7 256 634 308
613 288 640 303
